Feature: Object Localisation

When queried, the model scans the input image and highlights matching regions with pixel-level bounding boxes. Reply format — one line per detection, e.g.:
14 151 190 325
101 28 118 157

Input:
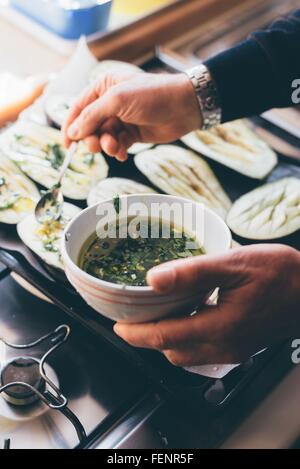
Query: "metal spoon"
35 142 78 224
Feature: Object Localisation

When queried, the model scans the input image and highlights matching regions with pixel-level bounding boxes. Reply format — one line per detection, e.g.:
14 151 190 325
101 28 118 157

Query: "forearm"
204 10 300 122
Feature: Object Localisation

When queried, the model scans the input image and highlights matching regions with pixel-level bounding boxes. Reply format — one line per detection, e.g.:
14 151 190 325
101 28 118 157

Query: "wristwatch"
185 64 222 130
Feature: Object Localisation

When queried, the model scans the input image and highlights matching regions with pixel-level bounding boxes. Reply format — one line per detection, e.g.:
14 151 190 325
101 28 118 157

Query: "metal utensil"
35 143 77 224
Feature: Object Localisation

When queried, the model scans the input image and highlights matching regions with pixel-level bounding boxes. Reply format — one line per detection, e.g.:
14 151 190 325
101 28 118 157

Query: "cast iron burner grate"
0 325 86 447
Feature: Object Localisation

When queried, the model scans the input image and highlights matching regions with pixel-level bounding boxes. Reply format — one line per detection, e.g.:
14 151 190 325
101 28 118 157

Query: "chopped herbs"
43 240 59 253
38 217 68 255
113 195 121 214
14 134 23 141
46 144 65 170
84 153 95 167
0 193 21 211
79 219 205 287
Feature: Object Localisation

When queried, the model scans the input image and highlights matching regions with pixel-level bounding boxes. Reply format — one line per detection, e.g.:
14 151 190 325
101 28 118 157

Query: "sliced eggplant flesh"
0 122 109 200
128 143 154 154
17 202 81 270
181 120 278 179
134 144 231 219
45 95 75 129
227 177 300 239
0 155 40 224
87 177 156 206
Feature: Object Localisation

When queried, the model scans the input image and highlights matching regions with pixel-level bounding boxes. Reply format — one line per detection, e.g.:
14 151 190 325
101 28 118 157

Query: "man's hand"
114 244 300 366
63 72 202 161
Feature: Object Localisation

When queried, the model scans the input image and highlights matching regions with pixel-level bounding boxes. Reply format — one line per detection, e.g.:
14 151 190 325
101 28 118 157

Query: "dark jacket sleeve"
204 10 300 122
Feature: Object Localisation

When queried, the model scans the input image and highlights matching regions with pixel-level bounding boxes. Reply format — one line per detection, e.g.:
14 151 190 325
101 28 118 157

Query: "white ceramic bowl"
61 194 232 323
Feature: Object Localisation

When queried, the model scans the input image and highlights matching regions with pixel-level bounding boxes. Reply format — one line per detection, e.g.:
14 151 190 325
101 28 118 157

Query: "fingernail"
68 123 79 139
113 323 126 339
147 266 175 293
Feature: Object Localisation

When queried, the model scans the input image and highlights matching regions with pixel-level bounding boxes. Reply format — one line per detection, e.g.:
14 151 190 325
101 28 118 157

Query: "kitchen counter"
0 1 164 74
0 16 65 76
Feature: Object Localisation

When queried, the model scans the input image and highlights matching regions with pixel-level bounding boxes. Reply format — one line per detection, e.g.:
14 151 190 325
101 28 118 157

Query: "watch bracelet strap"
185 64 222 130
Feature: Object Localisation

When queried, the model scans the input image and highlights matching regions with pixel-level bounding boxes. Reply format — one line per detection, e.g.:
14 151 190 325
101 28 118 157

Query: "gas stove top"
0 269 150 449
0 263 295 450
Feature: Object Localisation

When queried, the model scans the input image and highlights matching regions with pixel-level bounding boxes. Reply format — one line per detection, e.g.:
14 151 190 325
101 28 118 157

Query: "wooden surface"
0 0 280 74
167 0 300 61
89 0 246 62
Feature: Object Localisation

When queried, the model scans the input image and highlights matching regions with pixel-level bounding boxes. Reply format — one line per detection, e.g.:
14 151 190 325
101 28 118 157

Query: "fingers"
63 73 123 147
98 117 135 161
81 124 136 161
84 135 101 153
162 342 243 366
63 85 100 147
162 344 223 367
147 250 245 294
100 133 128 162
114 305 222 350
114 303 244 366
99 133 118 156
65 93 115 141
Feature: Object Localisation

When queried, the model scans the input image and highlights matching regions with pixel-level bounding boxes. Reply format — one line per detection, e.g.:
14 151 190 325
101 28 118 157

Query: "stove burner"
0 358 45 406
0 325 86 443
0 362 60 422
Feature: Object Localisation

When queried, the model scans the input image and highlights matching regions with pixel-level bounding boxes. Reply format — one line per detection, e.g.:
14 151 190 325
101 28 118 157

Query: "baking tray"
0 57 298 413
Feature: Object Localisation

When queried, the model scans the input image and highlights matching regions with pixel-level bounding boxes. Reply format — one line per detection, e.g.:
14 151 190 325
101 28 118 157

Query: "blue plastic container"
10 0 112 40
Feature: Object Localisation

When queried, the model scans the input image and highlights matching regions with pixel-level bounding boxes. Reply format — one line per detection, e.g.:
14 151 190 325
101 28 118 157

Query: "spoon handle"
57 142 78 186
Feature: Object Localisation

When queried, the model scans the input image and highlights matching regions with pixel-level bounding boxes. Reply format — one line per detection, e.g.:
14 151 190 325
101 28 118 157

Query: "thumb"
67 91 122 141
147 250 243 294
63 72 123 146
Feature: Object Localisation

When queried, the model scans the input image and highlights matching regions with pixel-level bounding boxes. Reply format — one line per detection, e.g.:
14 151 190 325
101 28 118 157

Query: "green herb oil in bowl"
79 219 205 287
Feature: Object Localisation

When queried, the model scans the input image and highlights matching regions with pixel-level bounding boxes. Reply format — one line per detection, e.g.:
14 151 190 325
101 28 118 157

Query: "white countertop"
0 4 139 76
0 16 65 76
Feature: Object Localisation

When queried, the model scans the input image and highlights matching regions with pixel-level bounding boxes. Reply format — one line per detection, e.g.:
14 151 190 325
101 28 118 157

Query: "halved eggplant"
0 121 109 200
134 144 231 219
227 177 300 239
17 202 81 270
89 60 143 84
181 120 278 179
0 155 39 224
87 177 156 206
128 143 154 155
45 95 75 129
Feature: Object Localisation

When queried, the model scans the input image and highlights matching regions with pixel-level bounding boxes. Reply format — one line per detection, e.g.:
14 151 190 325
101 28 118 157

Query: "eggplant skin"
45 114 61 130
227 177 300 240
